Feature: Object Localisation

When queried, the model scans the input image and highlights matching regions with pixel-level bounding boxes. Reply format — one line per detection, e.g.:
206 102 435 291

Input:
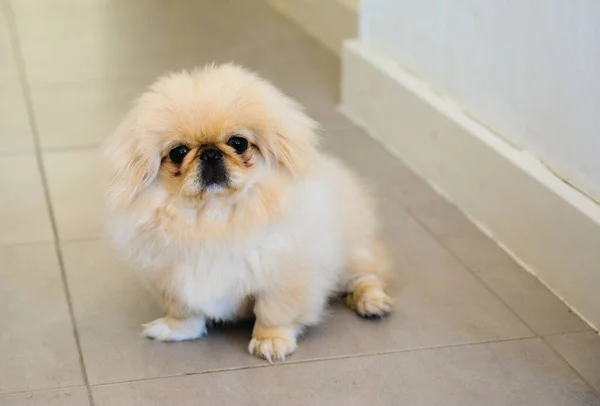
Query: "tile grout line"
405 207 600 397
39 143 102 154
0 336 535 397
0 238 57 249
543 329 597 339
4 143 102 156
0 235 106 250
0 384 87 398
0 336 533 396
89 336 536 389
3 2 95 405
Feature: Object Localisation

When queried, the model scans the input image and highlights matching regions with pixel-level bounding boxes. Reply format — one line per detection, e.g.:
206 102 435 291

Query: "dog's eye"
169 145 190 164
227 136 248 154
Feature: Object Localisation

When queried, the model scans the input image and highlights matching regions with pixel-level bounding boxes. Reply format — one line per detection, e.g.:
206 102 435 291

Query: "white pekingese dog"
103 64 393 362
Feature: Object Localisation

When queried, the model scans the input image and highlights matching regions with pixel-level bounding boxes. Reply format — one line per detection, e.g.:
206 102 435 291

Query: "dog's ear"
103 110 161 209
271 130 318 177
263 97 320 177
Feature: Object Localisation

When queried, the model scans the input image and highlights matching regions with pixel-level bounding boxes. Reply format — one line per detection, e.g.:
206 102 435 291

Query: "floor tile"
91 339 600 406
404 193 482 237
31 80 145 150
14 0 357 127
0 12 34 153
0 388 89 406
14 3 210 84
8 0 111 16
62 209 532 384
407 197 516 272
0 244 83 394
43 149 102 240
14 0 307 84
323 128 416 184
547 331 600 393
0 11 20 85
0 90 34 154
441 234 517 273
479 263 590 336
0 155 53 245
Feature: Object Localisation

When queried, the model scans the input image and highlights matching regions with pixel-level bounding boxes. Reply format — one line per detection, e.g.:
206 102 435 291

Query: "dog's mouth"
199 147 230 190
200 163 229 189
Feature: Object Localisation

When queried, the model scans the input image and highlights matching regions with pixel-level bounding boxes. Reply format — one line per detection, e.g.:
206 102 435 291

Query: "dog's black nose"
200 148 223 162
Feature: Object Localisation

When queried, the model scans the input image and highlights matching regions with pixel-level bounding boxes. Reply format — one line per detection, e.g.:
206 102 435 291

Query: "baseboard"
341 40 600 331
267 0 357 55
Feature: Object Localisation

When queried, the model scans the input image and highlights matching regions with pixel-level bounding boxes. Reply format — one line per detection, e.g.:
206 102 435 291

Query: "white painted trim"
267 0 357 55
341 40 600 331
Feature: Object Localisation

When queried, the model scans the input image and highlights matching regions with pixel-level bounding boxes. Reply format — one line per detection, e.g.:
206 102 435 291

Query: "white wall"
360 0 600 202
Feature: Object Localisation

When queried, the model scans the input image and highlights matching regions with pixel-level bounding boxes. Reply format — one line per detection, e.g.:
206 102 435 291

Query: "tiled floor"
1 0 599 405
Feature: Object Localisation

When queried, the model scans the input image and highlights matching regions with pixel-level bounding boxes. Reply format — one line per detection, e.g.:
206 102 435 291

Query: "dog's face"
158 119 263 199
104 64 319 208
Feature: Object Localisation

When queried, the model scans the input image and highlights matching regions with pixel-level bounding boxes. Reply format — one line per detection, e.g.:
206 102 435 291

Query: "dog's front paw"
141 316 207 342
249 332 297 363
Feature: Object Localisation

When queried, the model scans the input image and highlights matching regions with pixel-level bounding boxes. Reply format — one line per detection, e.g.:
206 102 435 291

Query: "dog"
103 63 393 362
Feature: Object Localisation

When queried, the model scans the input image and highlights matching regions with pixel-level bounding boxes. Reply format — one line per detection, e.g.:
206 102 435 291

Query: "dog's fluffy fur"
104 64 393 362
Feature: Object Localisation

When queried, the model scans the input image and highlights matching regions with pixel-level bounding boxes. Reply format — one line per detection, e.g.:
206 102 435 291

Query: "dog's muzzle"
199 147 228 187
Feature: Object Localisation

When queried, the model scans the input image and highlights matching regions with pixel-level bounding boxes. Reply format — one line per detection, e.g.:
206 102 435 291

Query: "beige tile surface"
0 90 34 154
479 263 589 336
0 12 20 84
15 0 306 84
61 210 532 384
437 233 516 272
14 0 355 131
91 339 600 406
0 388 89 406
8 0 112 15
15 4 199 84
0 155 53 245
31 81 146 150
324 130 438 231
547 331 600 393
406 197 515 272
0 11 35 154
0 244 83 394
43 149 102 240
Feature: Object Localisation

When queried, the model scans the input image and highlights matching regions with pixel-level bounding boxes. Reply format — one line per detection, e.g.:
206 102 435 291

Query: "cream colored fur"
103 64 392 362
